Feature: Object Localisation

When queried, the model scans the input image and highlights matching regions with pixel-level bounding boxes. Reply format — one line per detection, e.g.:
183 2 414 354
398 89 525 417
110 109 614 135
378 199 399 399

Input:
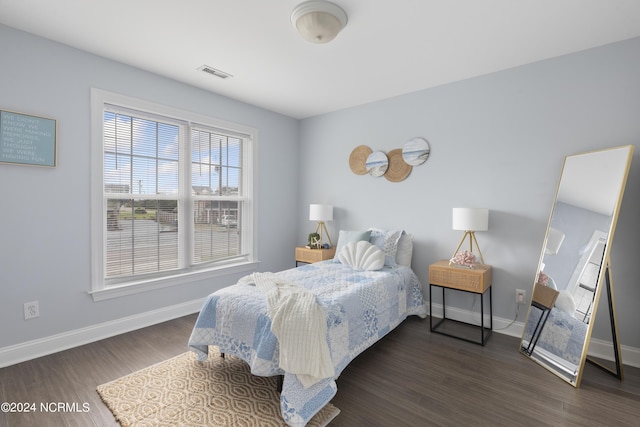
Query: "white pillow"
339 240 385 271
396 232 414 267
555 291 577 316
333 230 372 261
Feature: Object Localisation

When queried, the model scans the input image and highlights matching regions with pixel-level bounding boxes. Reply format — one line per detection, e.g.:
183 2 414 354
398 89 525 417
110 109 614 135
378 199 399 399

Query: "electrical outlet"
24 301 39 320
516 289 526 304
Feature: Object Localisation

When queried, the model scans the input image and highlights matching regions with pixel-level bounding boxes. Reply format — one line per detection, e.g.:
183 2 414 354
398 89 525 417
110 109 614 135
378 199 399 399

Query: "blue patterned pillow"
368 228 403 266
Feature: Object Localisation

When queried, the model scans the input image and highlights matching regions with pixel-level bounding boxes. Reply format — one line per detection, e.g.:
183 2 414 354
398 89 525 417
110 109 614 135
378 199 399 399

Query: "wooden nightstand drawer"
429 260 492 293
295 247 336 264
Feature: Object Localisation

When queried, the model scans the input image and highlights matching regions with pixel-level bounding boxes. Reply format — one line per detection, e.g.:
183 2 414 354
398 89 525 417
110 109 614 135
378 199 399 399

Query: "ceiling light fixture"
291 1 348 44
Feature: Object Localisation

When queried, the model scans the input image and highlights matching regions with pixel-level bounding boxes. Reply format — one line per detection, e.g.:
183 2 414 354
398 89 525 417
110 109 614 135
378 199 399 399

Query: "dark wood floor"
1 314 639 426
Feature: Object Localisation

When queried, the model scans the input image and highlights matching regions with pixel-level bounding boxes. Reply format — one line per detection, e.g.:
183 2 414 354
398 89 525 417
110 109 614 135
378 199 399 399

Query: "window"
91 89 257 300
570 233 607 323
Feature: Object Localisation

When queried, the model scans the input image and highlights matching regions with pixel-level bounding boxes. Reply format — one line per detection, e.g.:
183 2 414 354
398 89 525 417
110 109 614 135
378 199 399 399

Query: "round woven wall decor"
349 145 373 175
385 148 412 182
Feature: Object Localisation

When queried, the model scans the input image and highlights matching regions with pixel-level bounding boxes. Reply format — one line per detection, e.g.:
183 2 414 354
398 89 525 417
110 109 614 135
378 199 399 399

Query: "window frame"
90 88 258 301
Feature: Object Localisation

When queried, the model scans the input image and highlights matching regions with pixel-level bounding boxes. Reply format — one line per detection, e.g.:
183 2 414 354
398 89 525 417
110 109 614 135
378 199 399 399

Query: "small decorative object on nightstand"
429 260 493 345
295 246 336 266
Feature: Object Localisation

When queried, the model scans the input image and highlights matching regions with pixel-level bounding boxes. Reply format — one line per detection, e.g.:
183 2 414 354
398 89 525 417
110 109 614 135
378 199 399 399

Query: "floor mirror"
519 145 634 387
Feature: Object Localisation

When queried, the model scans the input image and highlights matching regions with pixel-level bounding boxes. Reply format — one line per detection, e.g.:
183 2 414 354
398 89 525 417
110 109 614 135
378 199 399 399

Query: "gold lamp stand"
314 220 333 248
451 230 485 265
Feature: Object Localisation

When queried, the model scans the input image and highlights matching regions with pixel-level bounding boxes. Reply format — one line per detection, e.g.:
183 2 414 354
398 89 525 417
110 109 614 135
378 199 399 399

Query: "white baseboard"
587 338 640 370
429 303 640 368
3 299 638 371
0 298 205 369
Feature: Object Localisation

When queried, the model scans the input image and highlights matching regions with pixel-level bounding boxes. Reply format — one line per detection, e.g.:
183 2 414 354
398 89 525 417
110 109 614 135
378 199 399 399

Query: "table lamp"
451 208 489 265
544 227 565 255
309 204 334 248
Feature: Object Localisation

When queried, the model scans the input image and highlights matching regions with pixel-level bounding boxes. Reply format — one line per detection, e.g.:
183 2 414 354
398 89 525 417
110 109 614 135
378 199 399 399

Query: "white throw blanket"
247 272 334 388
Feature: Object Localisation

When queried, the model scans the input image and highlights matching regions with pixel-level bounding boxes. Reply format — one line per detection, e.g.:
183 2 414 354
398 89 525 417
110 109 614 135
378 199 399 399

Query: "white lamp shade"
452 208 489 231
309 204 333 221
545 227 565 254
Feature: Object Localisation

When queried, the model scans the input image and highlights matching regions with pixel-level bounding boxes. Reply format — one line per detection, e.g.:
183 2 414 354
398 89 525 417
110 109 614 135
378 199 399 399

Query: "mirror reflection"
520 145 633 386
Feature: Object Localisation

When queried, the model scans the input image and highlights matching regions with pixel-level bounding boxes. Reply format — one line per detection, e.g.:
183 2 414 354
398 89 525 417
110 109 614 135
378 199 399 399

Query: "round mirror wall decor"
402 137 430 166
385 148 412 182
349 145 372 175
365 151 388 177
349 136 430 182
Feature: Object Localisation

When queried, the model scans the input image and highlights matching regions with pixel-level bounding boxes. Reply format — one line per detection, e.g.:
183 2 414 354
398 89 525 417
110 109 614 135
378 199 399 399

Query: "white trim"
587 337 640 370
0 298 206 369
429 302 640 368
90 89 105 290
92 88 257 137
90 88 258 295
89 261 258 301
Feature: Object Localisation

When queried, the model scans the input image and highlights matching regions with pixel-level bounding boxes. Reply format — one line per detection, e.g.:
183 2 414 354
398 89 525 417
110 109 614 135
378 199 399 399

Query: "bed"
188 229 427 426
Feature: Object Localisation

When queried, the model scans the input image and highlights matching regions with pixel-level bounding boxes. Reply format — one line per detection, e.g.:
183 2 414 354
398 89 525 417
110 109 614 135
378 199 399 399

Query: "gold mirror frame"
519 145 634 387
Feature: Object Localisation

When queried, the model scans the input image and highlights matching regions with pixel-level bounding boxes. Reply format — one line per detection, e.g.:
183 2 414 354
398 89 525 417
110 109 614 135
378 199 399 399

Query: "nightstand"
295 246 336 266
428 260 493 345
522 283 559 355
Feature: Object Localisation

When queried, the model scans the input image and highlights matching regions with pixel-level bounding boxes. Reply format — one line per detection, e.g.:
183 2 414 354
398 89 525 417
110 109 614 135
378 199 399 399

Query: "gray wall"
297 37 640 349
0 24 299 348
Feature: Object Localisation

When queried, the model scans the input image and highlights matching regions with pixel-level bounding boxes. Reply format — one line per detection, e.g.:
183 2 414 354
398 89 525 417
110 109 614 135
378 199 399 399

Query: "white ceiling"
2 0 640 119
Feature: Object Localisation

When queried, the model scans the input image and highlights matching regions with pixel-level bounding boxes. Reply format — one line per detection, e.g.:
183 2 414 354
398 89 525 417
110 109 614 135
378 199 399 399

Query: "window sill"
89 261 259 302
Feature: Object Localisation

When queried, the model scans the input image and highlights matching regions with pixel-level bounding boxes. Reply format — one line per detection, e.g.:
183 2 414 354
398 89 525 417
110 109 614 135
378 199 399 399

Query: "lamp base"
450 231 485 265
314 221 334 248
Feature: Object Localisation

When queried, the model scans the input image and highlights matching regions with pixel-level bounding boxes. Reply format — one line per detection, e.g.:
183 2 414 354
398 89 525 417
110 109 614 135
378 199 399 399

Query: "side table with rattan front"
295 246 336 266
428 260 493 345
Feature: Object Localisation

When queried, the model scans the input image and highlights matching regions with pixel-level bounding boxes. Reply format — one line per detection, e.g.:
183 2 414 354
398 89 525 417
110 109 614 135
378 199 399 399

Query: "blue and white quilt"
188 260 427 427
523 306 588 365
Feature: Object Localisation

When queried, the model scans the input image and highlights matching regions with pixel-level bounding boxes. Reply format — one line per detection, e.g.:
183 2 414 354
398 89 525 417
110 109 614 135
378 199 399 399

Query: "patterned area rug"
97 347 339 426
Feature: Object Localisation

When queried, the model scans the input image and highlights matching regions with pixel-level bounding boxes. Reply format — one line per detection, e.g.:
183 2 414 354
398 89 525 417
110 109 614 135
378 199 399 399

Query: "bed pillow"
555 290 577 316
339 240 385 271
368 228 403 267
396 232 414 267
332 230 372 261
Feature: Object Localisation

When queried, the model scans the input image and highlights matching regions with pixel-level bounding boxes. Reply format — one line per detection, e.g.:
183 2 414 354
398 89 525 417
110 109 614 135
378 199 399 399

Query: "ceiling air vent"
198 65 233 79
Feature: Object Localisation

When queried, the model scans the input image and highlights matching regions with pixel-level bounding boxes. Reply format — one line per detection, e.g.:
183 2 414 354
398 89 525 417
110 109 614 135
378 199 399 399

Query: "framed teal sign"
0 109 57 167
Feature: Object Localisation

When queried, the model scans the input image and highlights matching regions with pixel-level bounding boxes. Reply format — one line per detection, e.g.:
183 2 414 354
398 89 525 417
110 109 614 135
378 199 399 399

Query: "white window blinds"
100 107 250 284
103 111 181 279
191 128 244 265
